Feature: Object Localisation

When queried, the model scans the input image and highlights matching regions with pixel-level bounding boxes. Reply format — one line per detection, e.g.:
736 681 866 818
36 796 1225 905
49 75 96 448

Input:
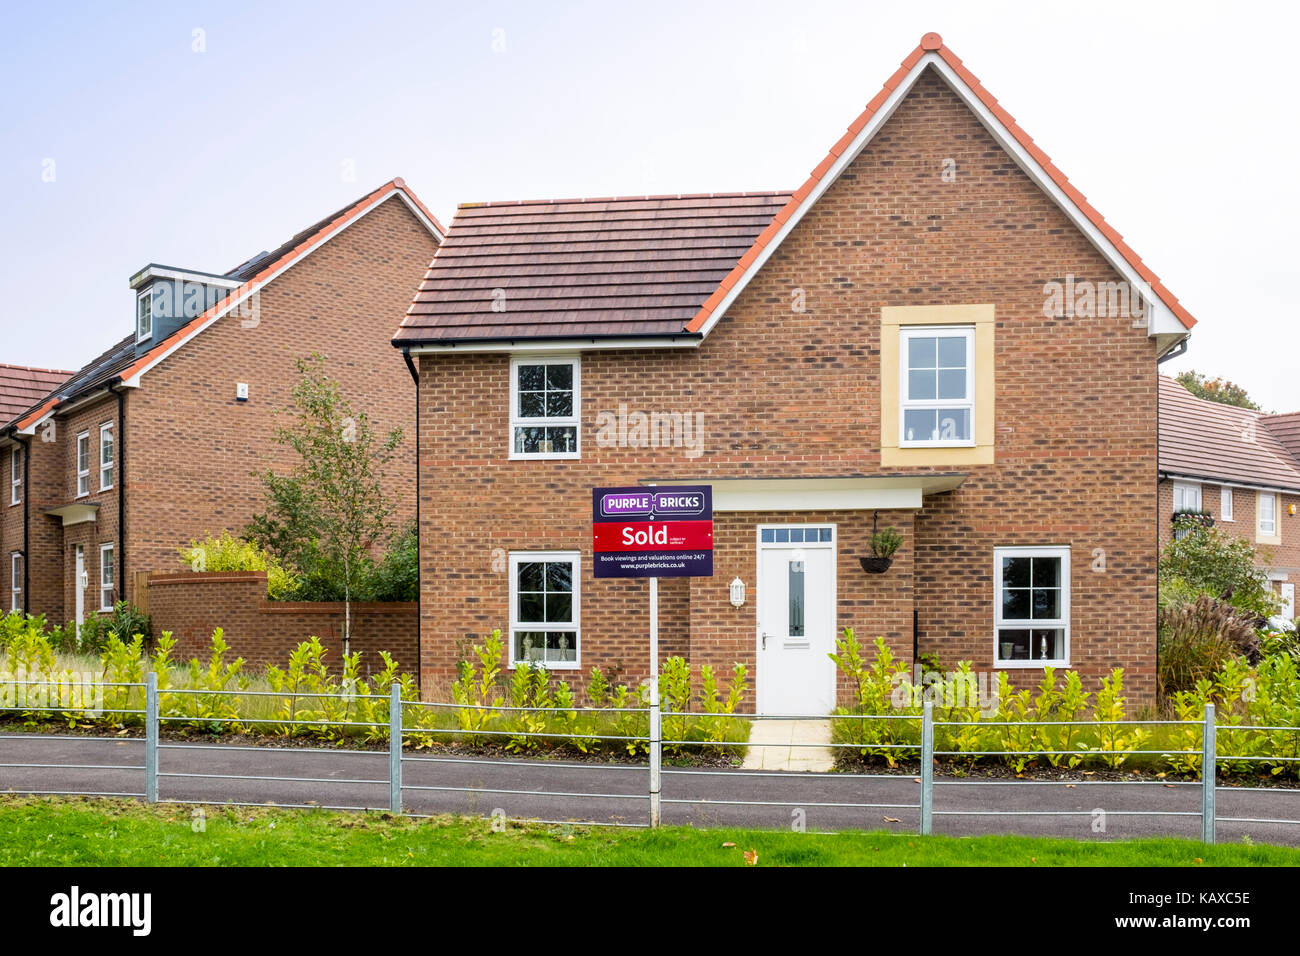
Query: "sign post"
592 485 713 826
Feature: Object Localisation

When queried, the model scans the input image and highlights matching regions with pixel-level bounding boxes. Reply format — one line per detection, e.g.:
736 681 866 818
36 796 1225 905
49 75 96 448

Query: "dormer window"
136 288 153 343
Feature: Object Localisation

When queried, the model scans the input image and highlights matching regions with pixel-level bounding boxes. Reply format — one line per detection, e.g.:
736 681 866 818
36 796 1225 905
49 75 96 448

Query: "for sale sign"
592 485 713 578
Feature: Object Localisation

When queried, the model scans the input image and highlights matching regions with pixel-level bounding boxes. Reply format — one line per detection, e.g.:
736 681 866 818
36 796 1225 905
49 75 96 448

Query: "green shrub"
1158 595 1261 698
1159 525 1280 621
178 531 299 601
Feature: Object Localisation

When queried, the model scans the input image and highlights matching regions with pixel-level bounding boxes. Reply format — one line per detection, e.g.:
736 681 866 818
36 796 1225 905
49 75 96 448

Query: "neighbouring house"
394 33 1197 711
1 179 443 642
0 365 74 612
1158 376 1299 625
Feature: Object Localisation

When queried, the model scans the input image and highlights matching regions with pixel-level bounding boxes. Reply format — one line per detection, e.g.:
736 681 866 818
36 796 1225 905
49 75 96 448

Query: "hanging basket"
859 556 894 574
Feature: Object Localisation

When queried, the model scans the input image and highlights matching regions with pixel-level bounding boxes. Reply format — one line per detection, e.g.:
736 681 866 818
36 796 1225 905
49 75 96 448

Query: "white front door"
74 545 85 635
756 525 836 715
1281 583 1295 623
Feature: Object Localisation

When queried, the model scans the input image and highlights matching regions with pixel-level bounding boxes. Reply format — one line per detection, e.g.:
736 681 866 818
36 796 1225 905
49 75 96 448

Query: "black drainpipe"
18 433 30 614
401 348 421 688
109 382 125 608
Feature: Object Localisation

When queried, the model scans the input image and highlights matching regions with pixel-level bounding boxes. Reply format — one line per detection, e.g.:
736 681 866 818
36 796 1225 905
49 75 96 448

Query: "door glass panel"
788 560 805 637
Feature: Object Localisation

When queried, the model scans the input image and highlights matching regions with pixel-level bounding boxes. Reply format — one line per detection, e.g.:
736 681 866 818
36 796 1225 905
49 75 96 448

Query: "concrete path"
2 733 1299 845
741 719 835 772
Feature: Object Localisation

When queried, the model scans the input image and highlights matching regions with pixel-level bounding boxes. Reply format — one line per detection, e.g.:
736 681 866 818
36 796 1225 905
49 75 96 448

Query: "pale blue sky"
1 0 1294 410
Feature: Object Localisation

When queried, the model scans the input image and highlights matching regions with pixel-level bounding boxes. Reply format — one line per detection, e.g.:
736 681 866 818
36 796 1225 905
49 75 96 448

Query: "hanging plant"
860 518 902 574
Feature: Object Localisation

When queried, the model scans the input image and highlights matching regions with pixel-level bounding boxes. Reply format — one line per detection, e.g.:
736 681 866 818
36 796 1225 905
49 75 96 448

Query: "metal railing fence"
1 677 1299 842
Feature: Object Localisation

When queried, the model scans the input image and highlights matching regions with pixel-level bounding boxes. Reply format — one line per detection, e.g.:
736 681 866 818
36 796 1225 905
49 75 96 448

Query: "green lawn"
0 796 1296 866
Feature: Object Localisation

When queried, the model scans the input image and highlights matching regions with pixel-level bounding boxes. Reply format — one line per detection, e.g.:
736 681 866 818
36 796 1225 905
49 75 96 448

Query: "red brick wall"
415 69 1163 707
147 571 418 677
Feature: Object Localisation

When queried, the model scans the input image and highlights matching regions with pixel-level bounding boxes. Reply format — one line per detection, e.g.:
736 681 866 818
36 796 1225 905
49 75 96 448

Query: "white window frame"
993 545 1070 668
1220 486 1233 522
507 550 580 670
99 422 114 492
99 543 115 612
1259 492 1278 537
509 355 581 460
9 446 20 506
76 431 90 498
136 288 153 344
1172 481 1202 513
10 552 21 612
899 325 976 448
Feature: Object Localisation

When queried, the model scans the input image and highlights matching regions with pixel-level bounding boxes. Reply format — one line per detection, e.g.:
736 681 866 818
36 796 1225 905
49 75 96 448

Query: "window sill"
996 659 1069 669
508 452 581 461
508 662 580 671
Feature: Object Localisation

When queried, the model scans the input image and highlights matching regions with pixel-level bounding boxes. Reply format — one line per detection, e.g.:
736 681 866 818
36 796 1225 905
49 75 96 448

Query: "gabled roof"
7 178 443 434
1261 412 1300 462
396 32 1196 352
0 364 74 422
1159 377 1300 493
396 193 790 343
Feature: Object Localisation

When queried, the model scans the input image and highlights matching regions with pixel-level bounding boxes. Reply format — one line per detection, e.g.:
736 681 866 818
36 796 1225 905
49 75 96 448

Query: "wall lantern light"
729 577 746 607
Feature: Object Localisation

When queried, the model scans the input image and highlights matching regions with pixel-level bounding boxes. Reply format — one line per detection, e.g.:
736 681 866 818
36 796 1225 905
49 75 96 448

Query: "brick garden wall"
146 571 418 678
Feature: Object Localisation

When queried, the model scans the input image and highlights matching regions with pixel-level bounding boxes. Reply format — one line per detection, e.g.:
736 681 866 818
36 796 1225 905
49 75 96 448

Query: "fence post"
145 672 158 804
1201 702 1216 845
920 701 933 836
649 695 661 828
389 684 403 814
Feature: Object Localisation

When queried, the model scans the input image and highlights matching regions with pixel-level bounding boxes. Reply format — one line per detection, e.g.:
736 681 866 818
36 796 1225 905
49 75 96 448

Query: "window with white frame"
900 326 974 446
1172 481 1202 512
510 357 579 458
9 446 20 505
994 546 1070 666
99 544 114 611
1220 486 1234 522
137 288 153 343
99 422 114 491
10 552 21 611
1260 493 1278 537
508 551 579 667
76 431 90 497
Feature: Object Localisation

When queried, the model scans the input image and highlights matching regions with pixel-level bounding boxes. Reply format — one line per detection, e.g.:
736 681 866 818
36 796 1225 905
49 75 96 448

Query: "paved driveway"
2 733 1298 845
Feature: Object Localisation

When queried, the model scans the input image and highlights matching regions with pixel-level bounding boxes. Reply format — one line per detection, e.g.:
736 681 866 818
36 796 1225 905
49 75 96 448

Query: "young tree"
1175 370 1263 411
251 354 402 658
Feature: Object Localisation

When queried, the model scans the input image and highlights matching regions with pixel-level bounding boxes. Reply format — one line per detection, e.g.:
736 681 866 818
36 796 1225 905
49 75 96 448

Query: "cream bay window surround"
1258 492 1280 545
509 355 580 460
880 304 995 467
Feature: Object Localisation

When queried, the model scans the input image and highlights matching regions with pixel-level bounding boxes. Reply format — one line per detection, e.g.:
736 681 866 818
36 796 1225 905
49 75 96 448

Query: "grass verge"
1 796 1296 867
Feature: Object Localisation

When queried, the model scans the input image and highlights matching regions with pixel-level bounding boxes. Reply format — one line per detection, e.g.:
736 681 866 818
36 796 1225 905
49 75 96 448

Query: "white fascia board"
393 189 446 243
406 336 702 355
129 266 242 292
716 486 923 512
1161 472 1300 497
697 52 1191 348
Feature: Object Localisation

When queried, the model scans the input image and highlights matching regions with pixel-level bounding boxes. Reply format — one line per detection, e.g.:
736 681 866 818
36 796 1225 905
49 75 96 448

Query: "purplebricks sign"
592 485 713 578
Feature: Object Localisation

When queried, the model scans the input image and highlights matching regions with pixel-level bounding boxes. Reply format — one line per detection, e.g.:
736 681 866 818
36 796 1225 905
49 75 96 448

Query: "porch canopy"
638 474 965 511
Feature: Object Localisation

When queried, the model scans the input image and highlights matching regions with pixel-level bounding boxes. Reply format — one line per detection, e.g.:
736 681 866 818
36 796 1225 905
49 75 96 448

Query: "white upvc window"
99 543 115 611
1260 492 1278 537
994 546 1070 667
899 325 975 446
1220 486 1233 522
508 551 579 669
10 552 21 612
9 446 20 505
76 431 90 498
1172 481 1202 513
99 422 114 491
137 288 153 343
509 356 580 459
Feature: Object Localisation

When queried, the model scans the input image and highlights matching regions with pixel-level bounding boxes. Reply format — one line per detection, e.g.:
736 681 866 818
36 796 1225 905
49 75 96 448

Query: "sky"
0 0 1295 411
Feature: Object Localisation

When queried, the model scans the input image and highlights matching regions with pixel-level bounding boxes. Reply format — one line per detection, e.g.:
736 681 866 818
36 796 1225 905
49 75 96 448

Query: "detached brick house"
1158 376 1299 624
395 34 1198 711
1 179 443 632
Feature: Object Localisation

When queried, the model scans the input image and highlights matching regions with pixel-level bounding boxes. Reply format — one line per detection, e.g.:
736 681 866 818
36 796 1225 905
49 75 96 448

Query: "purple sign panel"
592 485 713 578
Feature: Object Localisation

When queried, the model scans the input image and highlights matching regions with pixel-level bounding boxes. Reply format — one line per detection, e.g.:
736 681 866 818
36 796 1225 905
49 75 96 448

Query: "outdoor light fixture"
729 577 745 607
